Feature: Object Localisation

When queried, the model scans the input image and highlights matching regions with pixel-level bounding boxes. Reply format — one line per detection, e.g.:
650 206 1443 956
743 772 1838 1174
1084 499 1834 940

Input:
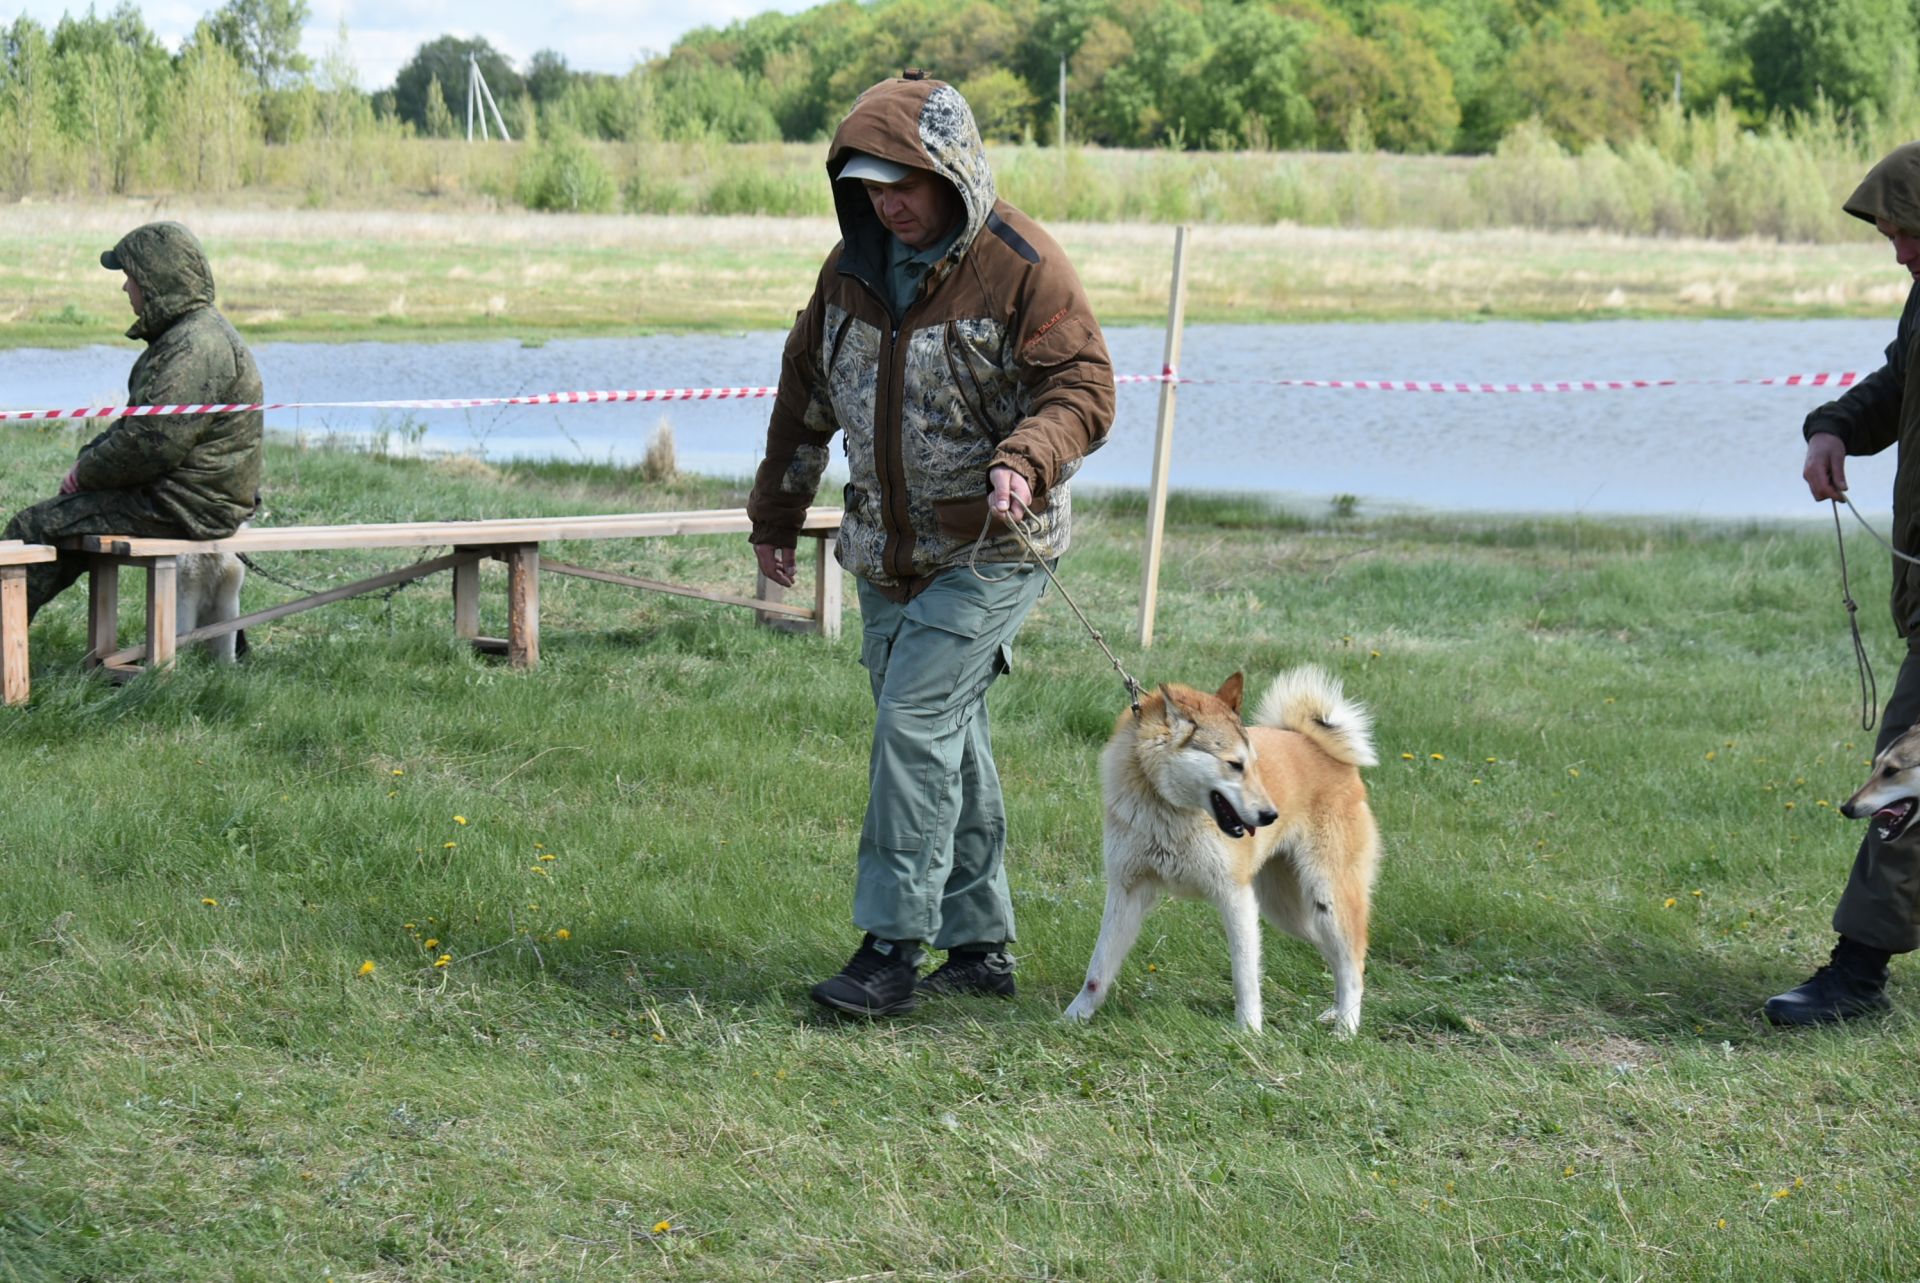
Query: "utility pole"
466 51 512 142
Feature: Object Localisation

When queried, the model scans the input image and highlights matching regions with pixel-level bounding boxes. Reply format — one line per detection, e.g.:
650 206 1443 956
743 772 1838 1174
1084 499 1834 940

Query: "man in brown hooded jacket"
1776 142 1920 1025
4 221 263 623
749 74 1115 1016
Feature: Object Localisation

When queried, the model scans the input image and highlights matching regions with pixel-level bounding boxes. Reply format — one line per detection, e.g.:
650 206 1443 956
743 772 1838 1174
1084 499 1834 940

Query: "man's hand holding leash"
989 464 1031 522
1805 432 1849 502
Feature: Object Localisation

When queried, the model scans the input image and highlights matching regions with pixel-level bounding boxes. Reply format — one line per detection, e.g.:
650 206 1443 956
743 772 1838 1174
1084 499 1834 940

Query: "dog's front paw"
1062 995 1097 1023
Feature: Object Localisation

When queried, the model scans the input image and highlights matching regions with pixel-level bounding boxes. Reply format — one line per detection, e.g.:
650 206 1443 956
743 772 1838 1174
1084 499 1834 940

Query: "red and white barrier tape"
0 371 1864 422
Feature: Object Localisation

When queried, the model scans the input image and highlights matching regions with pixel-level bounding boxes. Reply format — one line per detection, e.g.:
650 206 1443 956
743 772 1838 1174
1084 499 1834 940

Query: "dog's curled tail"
1253 665 1377 767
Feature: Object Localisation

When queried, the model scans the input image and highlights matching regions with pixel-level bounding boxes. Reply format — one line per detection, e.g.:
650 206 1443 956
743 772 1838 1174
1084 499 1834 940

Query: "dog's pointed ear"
1216 672 1245 714
1157 683 1191 734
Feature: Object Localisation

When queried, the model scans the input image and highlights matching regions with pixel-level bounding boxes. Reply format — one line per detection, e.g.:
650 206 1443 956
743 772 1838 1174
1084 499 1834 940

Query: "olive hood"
1844 143 1920 233
102 221 218 342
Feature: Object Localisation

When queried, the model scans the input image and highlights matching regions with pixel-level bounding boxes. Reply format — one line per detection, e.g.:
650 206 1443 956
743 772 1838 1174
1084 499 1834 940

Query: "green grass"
3 424 1917 1280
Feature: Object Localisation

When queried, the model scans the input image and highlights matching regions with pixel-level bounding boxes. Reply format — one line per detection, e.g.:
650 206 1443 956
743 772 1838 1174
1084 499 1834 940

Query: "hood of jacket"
105 221 217 342
1845 143 1920 233
825 76 995 298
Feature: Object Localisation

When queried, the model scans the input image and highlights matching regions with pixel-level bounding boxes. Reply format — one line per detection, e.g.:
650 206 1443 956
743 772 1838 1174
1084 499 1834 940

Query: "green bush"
515 132 616 213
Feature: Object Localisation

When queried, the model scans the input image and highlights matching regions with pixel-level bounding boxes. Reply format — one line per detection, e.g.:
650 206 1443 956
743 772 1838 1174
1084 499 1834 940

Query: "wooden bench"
0 541 58 705
62 507 842 678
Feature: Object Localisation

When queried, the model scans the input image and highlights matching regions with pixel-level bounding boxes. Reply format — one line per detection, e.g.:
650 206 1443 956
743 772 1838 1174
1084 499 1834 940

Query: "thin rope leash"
1829 499 1878 731
969 509 1143 714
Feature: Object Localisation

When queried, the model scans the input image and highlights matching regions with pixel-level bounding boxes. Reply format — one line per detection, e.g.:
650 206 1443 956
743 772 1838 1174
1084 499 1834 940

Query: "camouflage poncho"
748 76 1115 600
76 221 263 540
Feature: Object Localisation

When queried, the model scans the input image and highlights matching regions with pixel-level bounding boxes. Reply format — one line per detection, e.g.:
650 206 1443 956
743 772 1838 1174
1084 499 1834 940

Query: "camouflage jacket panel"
75 221 263 539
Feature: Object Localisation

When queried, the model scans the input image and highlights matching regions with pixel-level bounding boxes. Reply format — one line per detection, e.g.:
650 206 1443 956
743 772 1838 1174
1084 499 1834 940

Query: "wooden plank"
86 557 119 669
68 508 843 557
542 556 815 618
505 544 538 669
145 557 178 672
0 543 57 566
1 567 27 706
97 551 479 668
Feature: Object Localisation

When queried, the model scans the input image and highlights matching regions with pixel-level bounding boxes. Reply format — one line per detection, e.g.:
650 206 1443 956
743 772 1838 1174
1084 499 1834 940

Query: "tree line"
2 0 1918 201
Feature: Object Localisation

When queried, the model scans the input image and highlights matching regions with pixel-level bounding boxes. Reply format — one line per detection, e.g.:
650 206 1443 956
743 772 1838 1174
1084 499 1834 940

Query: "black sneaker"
810 934 925 1017
1764 937 1893 1027
918 944 1016 998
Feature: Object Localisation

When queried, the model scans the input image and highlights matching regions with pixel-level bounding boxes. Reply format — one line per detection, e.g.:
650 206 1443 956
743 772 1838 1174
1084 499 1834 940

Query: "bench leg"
1 566 27 706
812 535 842 640
146 556 178 673
505 544 539 669
453 557 480 640
86 556 120 670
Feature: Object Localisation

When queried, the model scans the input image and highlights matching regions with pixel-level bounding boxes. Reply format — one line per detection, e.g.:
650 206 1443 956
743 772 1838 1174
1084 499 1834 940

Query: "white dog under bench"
60 506 843 679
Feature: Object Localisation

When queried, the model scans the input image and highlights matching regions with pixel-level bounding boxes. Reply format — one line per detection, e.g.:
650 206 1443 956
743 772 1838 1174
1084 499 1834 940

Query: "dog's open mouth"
1874 798 1919 842
1209 790 1249 838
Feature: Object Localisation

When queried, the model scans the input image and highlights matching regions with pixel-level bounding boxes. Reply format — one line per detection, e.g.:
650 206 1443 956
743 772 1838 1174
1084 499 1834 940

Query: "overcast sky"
8 0 816 86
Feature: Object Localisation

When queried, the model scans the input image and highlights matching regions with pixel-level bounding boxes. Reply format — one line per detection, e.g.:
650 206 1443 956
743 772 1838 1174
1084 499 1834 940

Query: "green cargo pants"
852 564 1047 950
3 489 186 622
1834 638 1920 952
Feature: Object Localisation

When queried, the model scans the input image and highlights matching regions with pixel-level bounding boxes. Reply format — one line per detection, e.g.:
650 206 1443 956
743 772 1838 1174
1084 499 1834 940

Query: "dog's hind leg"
1303 881 1365 1036
205 559 244 663
1063 879 1159 1023
1216 883 1264 1032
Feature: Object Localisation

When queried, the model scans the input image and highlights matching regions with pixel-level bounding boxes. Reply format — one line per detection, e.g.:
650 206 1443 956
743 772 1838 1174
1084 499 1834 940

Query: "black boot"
918 943 1016 998
1764 936 1892 1026
810 934 925 1017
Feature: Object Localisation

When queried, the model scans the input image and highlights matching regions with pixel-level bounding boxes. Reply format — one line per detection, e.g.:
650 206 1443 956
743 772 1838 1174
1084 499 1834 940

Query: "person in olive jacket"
1778 142 1920 1025
4 221 263 621
749 74 1115 1017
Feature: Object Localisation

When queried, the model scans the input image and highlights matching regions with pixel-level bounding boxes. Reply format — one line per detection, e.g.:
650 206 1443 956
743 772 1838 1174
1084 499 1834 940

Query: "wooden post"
1 567 27 706
1138 224 1191 648
504 544 539 669
812 535 843 640
86 556 119 669
145 556 178 672
452 558 480 639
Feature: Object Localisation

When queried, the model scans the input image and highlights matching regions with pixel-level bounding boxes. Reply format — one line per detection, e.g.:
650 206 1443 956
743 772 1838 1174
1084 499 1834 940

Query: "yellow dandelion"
1705 751 1717 761
1784 802 1796 811
357 960 376 976
1773 1188 1790 1199
1603 697 1615 705
1816 800 1831 808
1485 757 1498 763
1693 889 1703 897
1147 963 1158 972
1471 778 1482 785
1401 752 1415 761
652 1033 666 1043
201 897 219 907
434 954 452 968
443 841 457 849
424 938 439 949
391 768 404 776
1793 1177 1804 1188
1717 1219 1727 1230
539 853 556 862
1568 767 1580 777
653 1220 671 1234
387 791 397 798
531 865 549 876
1430 753 1445 761
453 815 468 825
1563 1166 1575 1177
404 922 416 930
556 928 571 941
1368 650 1381 659
1663 898 1677 908
528 903 539 911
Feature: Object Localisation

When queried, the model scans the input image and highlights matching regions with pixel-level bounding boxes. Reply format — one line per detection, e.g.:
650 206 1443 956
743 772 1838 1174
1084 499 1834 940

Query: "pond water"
0 319 1901 519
